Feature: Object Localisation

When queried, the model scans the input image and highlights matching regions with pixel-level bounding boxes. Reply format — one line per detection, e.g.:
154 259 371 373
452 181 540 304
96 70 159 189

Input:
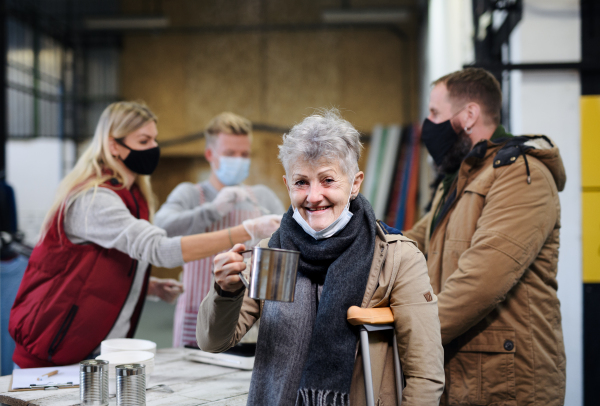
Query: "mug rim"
248 247 300 255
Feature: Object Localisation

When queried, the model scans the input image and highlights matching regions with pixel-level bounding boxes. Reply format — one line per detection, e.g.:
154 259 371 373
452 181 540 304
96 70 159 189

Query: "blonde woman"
9 101 281 368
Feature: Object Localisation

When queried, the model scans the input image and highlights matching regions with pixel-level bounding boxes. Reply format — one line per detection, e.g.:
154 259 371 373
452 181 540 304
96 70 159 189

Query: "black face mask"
116 139 160 175
421 118 459 167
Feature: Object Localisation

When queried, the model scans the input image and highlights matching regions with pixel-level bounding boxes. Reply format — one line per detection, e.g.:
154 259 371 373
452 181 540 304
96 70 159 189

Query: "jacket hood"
480 135 566 192
518 135 566 192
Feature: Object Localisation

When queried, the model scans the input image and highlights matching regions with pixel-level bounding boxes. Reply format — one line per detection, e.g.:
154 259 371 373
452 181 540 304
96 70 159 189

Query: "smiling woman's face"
284 160 363 231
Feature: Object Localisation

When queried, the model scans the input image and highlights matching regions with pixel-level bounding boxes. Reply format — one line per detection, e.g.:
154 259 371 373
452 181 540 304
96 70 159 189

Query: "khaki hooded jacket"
404 132 567 406
197 222 445 405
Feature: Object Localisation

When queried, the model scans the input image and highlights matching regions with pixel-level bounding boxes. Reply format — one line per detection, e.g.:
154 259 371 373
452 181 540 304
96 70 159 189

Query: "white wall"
510 1 581 404
419 0 474 212
6 138 75 246
424 0 474 111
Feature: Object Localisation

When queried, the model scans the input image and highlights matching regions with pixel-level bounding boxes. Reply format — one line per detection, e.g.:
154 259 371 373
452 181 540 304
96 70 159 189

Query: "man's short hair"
433 68 502 125
204 112 252 148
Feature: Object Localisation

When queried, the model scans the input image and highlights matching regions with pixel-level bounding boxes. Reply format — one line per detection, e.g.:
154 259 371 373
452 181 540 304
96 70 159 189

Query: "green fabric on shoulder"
491 125 513 142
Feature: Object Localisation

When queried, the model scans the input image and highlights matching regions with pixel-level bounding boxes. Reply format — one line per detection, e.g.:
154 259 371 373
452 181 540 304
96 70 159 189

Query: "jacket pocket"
47 304 78 361
448 328 517 406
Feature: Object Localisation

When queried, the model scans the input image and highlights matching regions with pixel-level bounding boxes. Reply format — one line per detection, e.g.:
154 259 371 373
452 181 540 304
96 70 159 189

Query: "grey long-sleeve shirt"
155 181 286 237
64 187 184 343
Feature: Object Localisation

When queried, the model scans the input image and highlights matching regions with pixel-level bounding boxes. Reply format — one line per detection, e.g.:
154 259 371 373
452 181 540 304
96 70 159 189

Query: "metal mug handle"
237 249 253 289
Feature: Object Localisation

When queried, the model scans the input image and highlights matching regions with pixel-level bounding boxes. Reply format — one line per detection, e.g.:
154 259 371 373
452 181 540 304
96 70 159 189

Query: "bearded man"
404 68 567 405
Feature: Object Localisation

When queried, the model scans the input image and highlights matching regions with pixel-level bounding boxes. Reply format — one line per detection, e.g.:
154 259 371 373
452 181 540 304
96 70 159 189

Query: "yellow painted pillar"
582 96 600 283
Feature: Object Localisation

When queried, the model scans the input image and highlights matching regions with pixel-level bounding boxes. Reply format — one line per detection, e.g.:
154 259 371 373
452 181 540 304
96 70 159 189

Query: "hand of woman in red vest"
148 276 183 303
180 215 281 263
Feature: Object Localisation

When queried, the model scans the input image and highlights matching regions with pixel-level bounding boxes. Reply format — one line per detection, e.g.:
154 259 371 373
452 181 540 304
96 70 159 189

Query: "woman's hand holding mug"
213 244 247 293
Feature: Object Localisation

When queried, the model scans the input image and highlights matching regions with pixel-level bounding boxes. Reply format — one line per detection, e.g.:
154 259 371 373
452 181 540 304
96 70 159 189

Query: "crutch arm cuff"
347 306 394 325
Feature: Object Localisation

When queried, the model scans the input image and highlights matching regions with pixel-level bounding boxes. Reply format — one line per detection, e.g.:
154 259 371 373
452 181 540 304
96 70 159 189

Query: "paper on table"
11 365 80 389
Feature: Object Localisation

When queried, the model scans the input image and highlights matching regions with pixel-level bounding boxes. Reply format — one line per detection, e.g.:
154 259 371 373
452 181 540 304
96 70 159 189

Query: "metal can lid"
80 359 109 372
115 363 145 376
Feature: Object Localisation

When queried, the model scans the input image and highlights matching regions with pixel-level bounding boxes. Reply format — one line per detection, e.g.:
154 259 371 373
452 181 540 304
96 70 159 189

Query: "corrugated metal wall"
7 18 67 138
4 0 122 244
6 0 121 142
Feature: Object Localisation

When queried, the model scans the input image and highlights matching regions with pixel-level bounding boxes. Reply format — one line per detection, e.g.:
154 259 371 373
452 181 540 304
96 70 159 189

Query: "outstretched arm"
65 187 280 266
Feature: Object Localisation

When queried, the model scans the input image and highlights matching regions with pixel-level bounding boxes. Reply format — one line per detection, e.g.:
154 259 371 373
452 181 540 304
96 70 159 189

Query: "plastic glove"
147 276 184 304
242 214 282 240
212 186 251 216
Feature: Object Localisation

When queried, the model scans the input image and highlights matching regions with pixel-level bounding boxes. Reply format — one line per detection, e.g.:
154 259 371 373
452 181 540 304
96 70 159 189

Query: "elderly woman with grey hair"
197 110 444 406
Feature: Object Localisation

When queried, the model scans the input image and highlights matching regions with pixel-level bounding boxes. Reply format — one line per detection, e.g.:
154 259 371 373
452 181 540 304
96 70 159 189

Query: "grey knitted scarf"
247 194 376 406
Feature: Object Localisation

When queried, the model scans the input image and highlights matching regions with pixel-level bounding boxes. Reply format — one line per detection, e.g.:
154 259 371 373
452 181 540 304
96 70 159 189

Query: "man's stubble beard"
437 132 473 175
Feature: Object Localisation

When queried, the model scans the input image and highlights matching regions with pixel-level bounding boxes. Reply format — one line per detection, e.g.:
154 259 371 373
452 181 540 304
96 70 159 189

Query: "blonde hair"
40 101 158 239
204 112 252 148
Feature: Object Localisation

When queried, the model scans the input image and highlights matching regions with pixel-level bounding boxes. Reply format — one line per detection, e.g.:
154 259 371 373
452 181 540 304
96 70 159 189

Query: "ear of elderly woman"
198 110 445 406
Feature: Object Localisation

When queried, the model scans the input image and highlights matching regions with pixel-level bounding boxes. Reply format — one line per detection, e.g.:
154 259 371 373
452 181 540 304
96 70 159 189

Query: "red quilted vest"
9 179 151 368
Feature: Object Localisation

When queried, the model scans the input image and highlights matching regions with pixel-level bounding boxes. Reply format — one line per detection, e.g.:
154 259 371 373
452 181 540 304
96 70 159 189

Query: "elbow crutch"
347 306 403 406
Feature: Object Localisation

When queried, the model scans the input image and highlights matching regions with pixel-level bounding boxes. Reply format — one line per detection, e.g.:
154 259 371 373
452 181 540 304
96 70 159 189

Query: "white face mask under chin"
292 192 354 240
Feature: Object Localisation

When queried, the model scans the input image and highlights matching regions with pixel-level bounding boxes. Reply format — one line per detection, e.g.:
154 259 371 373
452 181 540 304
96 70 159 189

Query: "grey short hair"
278 109 363 178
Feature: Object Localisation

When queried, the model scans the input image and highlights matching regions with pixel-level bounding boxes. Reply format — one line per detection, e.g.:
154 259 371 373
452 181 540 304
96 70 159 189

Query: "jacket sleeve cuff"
214 282 245 298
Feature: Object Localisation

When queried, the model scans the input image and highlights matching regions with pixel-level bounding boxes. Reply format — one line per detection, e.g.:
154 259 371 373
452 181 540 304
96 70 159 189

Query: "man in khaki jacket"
405 68 566 405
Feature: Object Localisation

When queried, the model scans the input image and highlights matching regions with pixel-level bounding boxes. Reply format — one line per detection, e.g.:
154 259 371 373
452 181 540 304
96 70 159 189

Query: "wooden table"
0 348 251 405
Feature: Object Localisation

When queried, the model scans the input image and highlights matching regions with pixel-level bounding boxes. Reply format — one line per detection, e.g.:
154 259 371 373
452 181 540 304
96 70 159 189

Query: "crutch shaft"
393 332 403 405
360 327 376 406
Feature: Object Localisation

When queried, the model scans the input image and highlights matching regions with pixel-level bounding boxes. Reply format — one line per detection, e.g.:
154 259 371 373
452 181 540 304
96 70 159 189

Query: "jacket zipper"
354 235 387 361
128 259 138 277
429 178 462 246
103 187 143 342
47 304 79 361
128 189 140 277
130 189 140 219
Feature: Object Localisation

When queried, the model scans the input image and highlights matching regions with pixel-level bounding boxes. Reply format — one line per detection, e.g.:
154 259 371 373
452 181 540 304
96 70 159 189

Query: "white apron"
173 184 262 347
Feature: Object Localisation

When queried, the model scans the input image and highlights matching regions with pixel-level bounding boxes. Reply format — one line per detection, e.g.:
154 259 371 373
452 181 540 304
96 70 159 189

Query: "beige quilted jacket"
197 222 445 405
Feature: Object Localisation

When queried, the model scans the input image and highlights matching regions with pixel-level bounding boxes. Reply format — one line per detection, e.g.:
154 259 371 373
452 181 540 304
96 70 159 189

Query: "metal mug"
239 247 300 302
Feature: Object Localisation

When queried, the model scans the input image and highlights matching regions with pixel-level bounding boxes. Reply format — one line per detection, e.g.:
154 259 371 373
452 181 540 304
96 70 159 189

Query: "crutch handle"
347 306 394 326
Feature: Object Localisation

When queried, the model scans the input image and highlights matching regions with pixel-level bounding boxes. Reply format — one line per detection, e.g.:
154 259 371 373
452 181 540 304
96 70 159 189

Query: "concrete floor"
134 299 176 349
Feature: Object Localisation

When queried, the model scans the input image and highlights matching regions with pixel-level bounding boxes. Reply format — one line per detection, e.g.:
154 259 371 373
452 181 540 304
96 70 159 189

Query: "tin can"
116 363 146 406
80 359 109 406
